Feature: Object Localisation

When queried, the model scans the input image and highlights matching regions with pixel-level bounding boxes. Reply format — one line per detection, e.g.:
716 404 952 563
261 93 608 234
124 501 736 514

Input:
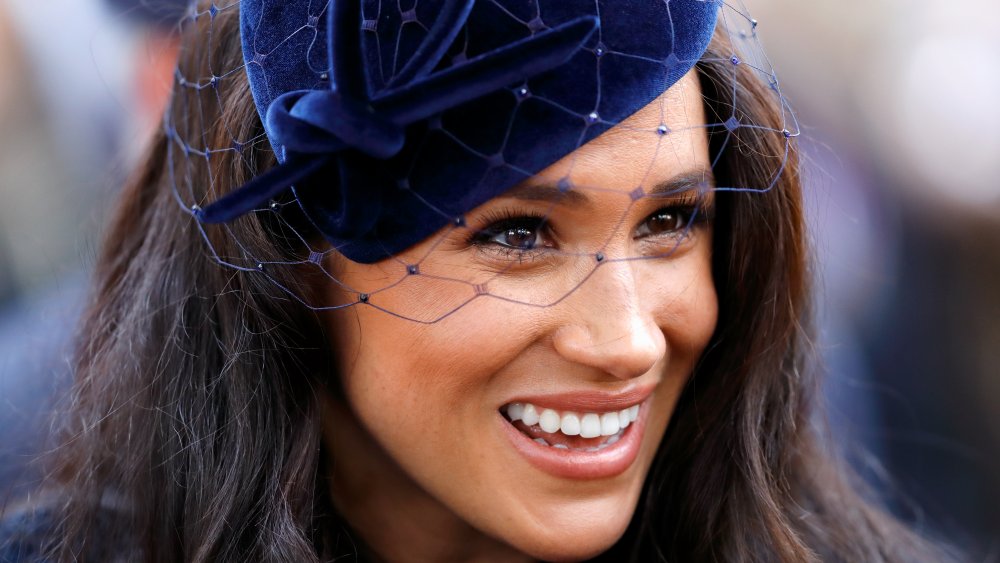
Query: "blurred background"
0 0 996 556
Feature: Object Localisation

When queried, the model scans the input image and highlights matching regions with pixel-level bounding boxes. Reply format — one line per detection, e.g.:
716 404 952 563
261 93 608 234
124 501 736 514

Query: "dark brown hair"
43 5 954 562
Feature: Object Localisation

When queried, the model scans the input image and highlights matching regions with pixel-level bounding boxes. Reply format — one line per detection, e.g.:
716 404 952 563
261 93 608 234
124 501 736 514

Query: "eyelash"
468 210 553 260
468 199 712 260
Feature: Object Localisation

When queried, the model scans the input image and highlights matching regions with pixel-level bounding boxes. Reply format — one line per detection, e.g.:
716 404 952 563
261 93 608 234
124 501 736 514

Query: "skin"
320 69 718 562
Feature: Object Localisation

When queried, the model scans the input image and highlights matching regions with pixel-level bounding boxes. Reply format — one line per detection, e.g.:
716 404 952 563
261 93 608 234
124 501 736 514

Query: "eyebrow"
500 167 716 206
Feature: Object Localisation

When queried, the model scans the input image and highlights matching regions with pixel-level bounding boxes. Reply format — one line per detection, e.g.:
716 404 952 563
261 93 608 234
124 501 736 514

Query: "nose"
551 260 666 380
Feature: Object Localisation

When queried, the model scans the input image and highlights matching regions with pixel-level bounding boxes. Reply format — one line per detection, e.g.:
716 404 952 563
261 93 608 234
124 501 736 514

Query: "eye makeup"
464 188 714 265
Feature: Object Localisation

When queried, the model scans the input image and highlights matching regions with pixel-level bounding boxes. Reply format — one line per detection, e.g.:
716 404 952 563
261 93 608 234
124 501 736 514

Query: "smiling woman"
322 73 718 560
0 1 957 562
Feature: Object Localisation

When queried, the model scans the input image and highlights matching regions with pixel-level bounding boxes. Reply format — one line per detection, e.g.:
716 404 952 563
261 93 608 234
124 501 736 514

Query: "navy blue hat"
196 0 719 263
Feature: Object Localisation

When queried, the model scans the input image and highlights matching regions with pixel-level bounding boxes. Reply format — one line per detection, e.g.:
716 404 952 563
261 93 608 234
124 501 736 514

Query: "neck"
319 393 532 563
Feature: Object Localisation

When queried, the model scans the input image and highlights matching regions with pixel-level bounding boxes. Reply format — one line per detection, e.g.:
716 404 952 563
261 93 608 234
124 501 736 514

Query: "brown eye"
635 207 695 238
473 217 549 250
498 226 540 249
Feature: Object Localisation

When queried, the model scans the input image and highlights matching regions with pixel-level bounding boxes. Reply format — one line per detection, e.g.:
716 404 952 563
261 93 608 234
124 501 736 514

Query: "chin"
491 490 639 562
512 519 632 562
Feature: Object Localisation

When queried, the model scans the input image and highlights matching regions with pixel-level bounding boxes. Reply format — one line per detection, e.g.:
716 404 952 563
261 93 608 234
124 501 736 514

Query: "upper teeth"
505 402 641 439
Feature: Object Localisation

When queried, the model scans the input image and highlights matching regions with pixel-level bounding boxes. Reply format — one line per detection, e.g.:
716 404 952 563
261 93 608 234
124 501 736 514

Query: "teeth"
580 413 602 438
521 404 540 426
538 409 561 433
504 401 643 442
600 412 620 436
560 413 581 436
529 427 627 451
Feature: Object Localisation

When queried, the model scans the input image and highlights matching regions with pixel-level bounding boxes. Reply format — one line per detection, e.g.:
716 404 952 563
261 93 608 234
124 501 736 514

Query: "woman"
2 0 955 561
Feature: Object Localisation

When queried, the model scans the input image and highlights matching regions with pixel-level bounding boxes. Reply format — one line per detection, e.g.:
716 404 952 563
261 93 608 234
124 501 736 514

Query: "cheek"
328 298 538 449
665 270 718 364
637 248 718 476
645 246 719 364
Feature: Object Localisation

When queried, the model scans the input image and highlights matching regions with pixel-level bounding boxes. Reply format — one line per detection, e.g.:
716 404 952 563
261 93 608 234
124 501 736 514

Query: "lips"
498 387 652 479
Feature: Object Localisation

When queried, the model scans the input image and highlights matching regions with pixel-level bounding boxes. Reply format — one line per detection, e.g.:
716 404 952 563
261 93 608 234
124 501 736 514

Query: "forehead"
531 69 709 192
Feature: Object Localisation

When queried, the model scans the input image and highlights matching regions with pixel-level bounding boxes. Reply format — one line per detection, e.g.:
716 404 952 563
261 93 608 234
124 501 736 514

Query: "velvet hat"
194 0 720 263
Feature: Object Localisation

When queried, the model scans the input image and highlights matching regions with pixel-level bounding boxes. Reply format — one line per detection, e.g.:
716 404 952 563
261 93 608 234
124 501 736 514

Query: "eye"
472 216 552 251
634 206 697 238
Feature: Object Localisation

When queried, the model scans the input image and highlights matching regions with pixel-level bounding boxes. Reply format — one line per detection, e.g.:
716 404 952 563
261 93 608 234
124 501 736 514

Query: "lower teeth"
530 428 626 451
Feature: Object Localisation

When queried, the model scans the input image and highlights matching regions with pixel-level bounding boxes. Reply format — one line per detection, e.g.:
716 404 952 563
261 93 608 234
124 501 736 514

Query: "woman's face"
323 70 717 560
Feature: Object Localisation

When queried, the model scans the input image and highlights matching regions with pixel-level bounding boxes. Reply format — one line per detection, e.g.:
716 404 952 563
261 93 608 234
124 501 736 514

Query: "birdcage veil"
165 0 797 323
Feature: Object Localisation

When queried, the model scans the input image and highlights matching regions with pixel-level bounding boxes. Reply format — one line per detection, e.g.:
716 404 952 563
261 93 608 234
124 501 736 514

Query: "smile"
498 391 651 480
504 403 641 451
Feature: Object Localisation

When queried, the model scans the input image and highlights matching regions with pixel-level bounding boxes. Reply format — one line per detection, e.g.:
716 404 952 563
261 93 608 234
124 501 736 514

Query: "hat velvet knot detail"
196 0 719 263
